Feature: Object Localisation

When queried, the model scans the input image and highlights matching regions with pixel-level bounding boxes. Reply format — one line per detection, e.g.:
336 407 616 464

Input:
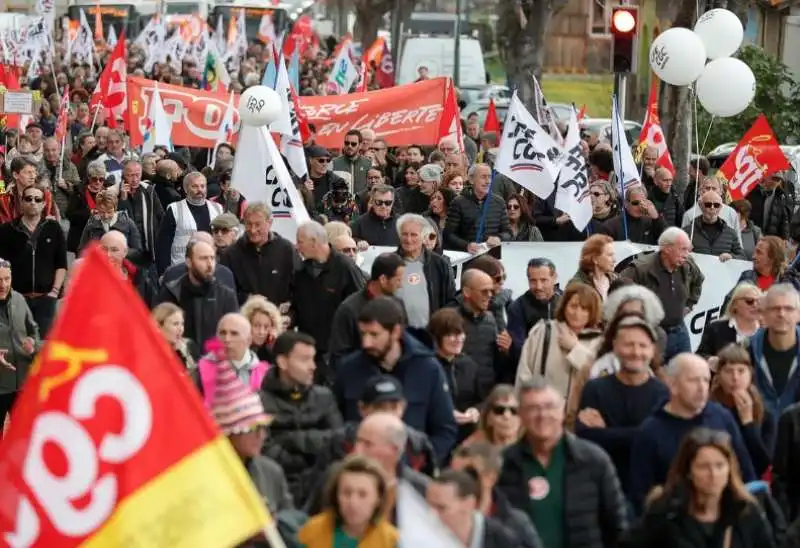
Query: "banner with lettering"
718 114 790 200
128 77 447 149
298 77 447 147
0 245 270 546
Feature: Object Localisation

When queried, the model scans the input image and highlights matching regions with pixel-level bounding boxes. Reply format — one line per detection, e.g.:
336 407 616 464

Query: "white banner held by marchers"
231 125 309 242
495 92 563 200
554 108 592 231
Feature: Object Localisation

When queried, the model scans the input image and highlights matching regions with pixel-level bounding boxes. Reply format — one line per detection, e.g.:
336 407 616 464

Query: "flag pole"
613 94 629 242
263 520 287 548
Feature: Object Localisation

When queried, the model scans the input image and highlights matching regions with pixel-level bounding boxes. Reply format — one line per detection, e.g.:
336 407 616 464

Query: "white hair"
182 171 206 192
603 284 665 325
763 283 800 310
663 352 708 378
297 220 327 243
658 226 688 248
396 213 429 237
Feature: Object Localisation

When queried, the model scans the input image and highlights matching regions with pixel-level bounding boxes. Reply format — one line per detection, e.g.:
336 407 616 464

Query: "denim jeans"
663 322 692 363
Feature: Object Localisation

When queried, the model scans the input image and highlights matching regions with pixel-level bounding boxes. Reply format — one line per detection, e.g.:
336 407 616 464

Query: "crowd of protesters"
4 32 800 548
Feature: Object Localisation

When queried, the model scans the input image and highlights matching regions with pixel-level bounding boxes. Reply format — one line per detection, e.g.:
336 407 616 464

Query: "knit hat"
211 360 272 436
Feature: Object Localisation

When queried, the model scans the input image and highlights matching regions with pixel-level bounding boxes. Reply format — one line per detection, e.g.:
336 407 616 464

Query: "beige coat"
515 320 603 427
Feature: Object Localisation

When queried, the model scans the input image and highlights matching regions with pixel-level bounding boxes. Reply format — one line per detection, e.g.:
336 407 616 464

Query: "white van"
397 36 486 87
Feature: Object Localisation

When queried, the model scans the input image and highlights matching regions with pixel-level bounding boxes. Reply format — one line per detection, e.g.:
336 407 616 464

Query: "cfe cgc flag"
718 114 790 200
0 245 271 547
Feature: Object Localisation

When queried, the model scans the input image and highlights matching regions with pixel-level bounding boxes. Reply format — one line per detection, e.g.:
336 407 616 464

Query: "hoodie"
334 331 458 462
629 401 757 513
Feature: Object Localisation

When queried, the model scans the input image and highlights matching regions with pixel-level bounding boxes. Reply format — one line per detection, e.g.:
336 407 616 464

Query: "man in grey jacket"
682 190 745 262
0 259 41 431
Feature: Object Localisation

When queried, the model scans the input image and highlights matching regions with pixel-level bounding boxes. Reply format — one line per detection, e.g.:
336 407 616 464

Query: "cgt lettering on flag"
506 116 561 172
726 139 770 198
265 164 293 213
560 144 589 199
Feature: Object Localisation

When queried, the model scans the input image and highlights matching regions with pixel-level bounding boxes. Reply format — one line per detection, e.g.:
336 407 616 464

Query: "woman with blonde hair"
298 454 398 547
710 343 774 477
461 384 521 449
78 188 142 252
152 302 198 371
698 283 762 361
570 234 618 300
515 282 604 424
240 295 283 363
622 428 773 548
325 221 353 244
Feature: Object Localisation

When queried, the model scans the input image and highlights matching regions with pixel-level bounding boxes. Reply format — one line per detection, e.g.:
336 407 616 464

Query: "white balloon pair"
649 9 755 118
237 86 284 127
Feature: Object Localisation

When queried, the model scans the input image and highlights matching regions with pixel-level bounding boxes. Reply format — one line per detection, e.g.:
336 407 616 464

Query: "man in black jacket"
496 379 627 548
328 253 405 368
0 185 67 337
750 173 791 239
260 331 343 504
507 257 561 361
444 163 511 252
650 167 684 228
117 158 164 267
351 184 400 247
395 213 456 326
156 238 238 346
601 186 667 245
292 220 365 383
221 201 301 306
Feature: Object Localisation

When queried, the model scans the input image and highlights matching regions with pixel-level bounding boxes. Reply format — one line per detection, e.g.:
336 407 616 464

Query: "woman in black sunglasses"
697 283 762 361
461 384 521 450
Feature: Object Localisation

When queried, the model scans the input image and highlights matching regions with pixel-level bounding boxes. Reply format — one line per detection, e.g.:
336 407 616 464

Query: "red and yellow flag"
0 245 270 547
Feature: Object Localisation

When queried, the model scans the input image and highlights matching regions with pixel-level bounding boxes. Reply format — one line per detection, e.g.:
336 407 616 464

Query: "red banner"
0 245 268 546
298 78 447 148
127 77 447 149
718 114 790 200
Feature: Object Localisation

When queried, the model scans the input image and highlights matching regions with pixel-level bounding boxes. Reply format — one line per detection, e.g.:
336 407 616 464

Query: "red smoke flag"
90 33 127 129
0 245 271 547
636 78 674 174
719 114 790 200
484 98 500 134
375 40 394 89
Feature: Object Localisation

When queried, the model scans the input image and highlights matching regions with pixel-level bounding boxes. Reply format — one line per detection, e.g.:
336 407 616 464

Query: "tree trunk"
353 0 390 48
660 0 697 194
498 0 569 113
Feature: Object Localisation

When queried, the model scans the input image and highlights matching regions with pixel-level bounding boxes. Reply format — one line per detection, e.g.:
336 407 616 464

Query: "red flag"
54 86 70 143
0 65 21 131
719 114 790 200
375 41 394 89
0 245 270 546
436 79 464 153
355 61 368 93
290 84 312 142
577 104 586 121
90 33 127 129
484 98 500 134
637 78 674 174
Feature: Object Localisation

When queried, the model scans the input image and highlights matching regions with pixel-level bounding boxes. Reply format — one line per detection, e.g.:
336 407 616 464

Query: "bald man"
157 237 238 345
160 231 236 290
303 411 429 518
455 269 508 385
683 190 744 261
629 353 756 512
650 166 684 228
98 230 157 307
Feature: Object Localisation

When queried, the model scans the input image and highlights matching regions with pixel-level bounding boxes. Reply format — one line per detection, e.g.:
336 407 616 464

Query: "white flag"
257 14 276 45
107 24 118 48
141 87 172 154
231 125 310 242
495 92 563 200
70 9 94 67
325 43 358 95
612 94 642 194
273 55 308 178
555 108 592 231
397 481 460 548
210 91 236 168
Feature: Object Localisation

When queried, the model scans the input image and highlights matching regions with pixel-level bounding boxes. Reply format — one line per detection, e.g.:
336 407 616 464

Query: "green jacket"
331 155 371 196
620 252 705 308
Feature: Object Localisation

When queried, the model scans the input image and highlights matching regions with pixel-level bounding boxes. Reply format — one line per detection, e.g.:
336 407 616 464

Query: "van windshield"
67 4 139 36
210 6 289 40
164 3 198 14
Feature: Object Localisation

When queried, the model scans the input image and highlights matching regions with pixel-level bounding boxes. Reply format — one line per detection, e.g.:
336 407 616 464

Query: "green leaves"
696 45 800 152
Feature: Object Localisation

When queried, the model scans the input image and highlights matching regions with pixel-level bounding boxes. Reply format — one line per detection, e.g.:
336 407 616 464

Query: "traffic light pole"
453 0 462 87
615 73 627 121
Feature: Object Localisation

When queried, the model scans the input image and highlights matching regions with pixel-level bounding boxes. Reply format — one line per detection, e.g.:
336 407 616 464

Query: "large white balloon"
694 9 744 60
696 58 756 117
649 28 707 86
238 86 282 127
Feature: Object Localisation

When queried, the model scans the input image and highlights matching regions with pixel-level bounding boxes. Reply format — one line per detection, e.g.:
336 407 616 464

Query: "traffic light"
611 6 639 73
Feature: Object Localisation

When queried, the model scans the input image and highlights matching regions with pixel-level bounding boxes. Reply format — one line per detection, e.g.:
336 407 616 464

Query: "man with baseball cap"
210 213 239 256
306 145 346 209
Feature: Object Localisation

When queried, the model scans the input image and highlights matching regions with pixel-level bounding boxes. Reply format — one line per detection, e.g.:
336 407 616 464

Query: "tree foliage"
696 45 800 151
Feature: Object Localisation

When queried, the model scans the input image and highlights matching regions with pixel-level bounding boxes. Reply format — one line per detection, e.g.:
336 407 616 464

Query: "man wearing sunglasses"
332 129 371 197
601 186 666 245
682 190 745 263
306 145 345 209
352 184 400 247
681 176 743 246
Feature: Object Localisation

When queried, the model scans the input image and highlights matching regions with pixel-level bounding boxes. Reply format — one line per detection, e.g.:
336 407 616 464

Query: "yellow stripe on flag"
83 436 270 547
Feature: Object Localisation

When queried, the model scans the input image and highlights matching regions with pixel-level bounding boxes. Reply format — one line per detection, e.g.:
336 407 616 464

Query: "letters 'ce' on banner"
0 245 269 547
127 76 448 149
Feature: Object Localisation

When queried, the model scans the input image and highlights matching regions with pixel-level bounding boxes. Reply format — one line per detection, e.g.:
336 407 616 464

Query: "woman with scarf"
78 189 142 253
66 161 108 254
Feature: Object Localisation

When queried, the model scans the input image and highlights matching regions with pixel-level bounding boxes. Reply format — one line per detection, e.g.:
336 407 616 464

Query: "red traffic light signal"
611 6 639 73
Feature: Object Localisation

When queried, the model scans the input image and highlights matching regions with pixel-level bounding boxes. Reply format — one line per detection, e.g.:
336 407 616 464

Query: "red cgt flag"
54 86 70 143
719 114 790 200
375 40 394 89
0 245 270 547
637 78 674 174
484 97 500 134
90 33 127 129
